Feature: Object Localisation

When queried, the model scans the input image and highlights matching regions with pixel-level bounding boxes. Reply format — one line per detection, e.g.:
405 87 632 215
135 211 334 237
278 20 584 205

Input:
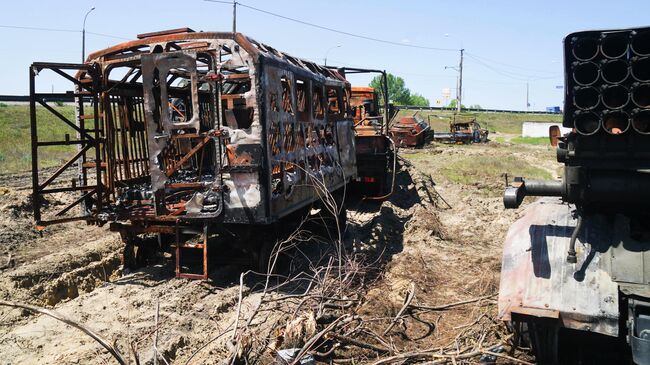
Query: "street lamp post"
82 7 96 63
324 44 341 66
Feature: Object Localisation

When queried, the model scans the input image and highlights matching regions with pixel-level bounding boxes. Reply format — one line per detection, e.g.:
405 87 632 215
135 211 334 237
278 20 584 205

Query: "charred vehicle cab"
347 80 395 197
501 26 650 364
29 29 357 278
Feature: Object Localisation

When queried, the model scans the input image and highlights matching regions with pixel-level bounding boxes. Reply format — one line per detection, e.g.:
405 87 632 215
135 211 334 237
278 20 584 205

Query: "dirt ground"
0 139 559 364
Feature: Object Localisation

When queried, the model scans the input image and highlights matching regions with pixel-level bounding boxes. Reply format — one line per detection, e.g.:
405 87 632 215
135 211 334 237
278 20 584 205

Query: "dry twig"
0 300 126 364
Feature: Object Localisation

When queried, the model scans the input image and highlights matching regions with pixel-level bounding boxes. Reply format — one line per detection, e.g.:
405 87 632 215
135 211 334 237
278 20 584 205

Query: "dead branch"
453 313 488 330
383 282 415 335
410 293 496 311
482 350 534 365
0 300 126 365
325 332 391 354
291 315 349 364
183 323 234 365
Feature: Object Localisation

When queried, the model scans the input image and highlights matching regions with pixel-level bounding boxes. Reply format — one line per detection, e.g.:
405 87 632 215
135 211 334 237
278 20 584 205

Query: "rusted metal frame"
137 27 195 39
41 185 98 194
381 71 390 135
165 135 212 177
210 50 225 216
36 99 95 142
36 140 88 147
102 93 119 198
30 66 41 223
32 62 93 71
37 144 92 191
124 98 141 178
117 97 134 180
130 98 145 176
109 96 125 182
50 67 95 93
55 190 96 217
75 82 89 217
92 69 104 213
133 97 149 174
36 216 90 227
115 97 129 181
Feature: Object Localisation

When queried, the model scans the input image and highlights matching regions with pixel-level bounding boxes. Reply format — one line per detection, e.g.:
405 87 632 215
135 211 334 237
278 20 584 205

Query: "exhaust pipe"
572 36 599 61
631 30 650 57
573 61 600 86
573 86 600 110
602 110 630 135
503 178 563 209
631 83 650 108
632 109 650 134
601 59 629 84
631 57 650 82
601 84 630 109
574 111 601 135
600 32 630 59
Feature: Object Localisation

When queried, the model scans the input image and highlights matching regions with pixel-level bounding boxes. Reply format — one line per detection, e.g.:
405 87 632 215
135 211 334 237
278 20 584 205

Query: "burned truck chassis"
30 30 361 279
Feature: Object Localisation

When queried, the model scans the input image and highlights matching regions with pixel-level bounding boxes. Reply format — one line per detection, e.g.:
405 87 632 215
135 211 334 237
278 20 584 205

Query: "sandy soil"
0 141 558 364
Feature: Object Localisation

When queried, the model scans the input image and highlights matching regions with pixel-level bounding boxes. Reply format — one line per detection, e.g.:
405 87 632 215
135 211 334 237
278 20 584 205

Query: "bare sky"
1 0 648 110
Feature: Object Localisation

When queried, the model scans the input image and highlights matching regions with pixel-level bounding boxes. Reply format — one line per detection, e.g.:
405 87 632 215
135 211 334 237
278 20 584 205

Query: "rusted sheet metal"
389 116 430 148
498 198 619 337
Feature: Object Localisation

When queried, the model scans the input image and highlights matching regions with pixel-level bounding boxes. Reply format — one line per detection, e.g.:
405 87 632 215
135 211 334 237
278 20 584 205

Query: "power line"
0 24 78 33
465 53 562 81
205 0 458 52
0 24 129 40
465 51 561 75
86 31 130 40
465 54 560 82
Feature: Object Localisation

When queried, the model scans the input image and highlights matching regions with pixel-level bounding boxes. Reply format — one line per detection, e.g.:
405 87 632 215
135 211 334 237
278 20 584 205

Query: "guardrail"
398 105 562 115
0 94 562 115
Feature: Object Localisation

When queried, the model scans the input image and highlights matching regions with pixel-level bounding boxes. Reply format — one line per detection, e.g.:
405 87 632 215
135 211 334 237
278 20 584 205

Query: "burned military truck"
29 29 357 279
501 26 650 364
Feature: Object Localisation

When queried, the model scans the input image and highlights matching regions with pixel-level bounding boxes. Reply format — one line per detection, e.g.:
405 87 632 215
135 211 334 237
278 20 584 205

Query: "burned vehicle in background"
433 115 488 144
347 81 396 196
389 114 431 148
29 29 359 279
501 26 650 364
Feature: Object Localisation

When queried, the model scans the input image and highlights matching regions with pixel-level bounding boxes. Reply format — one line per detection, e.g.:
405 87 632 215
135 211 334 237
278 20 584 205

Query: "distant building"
522 122 572 137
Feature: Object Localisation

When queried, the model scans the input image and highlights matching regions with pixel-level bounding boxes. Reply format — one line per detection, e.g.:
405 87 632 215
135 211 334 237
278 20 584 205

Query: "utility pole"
232 1 237 33
457 48 464 113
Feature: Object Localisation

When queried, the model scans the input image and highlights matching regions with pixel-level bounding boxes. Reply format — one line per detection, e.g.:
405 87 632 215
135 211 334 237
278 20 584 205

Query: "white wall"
522 122 572 137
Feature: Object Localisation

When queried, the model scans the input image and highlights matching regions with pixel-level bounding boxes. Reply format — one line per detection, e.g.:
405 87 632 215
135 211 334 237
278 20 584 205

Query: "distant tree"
447 99 466 109
369 73 411 105
468 104 482 109
409 93 430 107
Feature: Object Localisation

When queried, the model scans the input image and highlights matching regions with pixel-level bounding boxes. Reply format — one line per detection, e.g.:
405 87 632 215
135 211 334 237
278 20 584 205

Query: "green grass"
406 147 553 197
439 155 552 196
0 104 77 173
397 109 562 135
509 136 550 145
